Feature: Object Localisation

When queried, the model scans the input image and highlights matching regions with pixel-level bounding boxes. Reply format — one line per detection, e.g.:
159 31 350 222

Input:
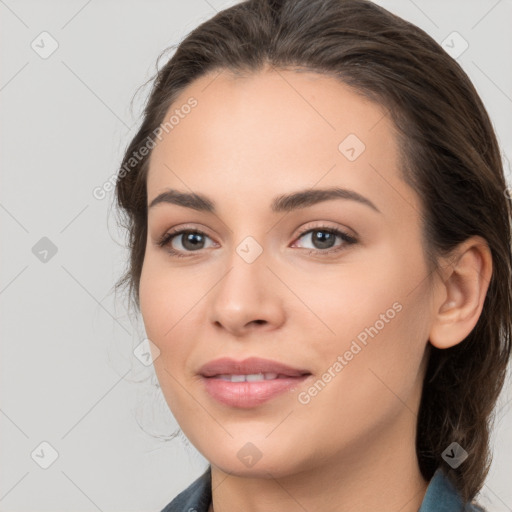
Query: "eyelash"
156 225 357 259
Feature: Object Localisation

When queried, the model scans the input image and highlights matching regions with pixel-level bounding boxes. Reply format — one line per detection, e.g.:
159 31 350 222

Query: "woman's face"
140 68 436 477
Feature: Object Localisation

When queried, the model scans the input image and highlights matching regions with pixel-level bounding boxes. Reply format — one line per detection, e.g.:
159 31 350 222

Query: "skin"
139 66 492 512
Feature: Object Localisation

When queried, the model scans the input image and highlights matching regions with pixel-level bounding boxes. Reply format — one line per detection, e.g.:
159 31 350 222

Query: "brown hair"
115 0 512 503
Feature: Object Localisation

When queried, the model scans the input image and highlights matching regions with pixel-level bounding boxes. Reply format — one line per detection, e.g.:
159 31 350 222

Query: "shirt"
160 465 486 512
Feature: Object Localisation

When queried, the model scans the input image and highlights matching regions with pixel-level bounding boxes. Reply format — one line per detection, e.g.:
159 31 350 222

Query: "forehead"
146 68 416 218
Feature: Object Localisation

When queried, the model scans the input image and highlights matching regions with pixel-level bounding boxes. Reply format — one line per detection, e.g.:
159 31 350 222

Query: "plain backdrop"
1 0 511 511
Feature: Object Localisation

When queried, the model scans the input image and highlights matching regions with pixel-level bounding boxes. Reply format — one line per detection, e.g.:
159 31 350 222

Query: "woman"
115 0 512 510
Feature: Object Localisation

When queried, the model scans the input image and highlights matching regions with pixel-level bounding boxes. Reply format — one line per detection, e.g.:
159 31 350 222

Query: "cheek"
139 250 199 343
302 239 430 396
301 243 422 342
139 257 168 343
139 255 201 417
293 284 429 458
138 249 218 395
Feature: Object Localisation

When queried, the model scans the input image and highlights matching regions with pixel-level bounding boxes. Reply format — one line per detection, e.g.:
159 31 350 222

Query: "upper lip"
199 356 311 378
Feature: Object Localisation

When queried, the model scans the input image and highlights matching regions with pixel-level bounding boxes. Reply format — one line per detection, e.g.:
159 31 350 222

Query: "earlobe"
428 236 493 350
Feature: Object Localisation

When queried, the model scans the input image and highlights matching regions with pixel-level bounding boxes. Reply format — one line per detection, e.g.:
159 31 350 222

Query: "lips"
199 356 310 378
199 356 312 408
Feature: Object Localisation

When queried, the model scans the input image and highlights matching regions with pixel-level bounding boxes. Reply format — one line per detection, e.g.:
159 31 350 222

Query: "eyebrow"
148 186 381 214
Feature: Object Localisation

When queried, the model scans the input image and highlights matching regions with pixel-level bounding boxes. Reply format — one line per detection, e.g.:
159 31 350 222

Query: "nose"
208 247 286 337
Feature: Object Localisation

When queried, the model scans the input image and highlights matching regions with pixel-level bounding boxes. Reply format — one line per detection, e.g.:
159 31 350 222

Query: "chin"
210 456 298 479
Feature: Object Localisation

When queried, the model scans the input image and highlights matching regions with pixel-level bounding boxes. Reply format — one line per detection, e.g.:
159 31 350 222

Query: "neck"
208 410 429 512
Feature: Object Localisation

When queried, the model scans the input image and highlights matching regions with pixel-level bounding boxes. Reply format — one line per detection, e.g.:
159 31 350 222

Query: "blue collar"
161 465 484 511
418 467 484 511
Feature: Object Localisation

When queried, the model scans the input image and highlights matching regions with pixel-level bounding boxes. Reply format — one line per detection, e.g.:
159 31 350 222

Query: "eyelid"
155 223 217 248
292 220 357 241
154 222 214 242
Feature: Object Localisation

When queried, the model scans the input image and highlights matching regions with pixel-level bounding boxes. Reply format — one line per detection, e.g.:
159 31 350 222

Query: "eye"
291 225 357 256
156 224 357 258
157 229 216 258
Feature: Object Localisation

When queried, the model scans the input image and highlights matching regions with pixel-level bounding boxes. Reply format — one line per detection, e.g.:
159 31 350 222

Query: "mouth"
199 357 312 408
214 372 294 382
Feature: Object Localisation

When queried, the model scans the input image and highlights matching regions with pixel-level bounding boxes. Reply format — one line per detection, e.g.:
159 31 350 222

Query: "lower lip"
202 375 310 408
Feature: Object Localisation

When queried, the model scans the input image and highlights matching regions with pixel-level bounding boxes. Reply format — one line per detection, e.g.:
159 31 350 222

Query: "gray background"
1 0 511 511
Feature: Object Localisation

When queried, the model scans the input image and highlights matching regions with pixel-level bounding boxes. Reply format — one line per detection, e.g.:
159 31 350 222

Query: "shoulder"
160 466 212 512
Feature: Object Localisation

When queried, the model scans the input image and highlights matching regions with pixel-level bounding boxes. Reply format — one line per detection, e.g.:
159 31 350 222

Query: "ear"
429 236 493 349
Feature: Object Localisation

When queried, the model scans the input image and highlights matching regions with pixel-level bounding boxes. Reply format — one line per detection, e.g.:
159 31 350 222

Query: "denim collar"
418 467 484 511
161 465 484 512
